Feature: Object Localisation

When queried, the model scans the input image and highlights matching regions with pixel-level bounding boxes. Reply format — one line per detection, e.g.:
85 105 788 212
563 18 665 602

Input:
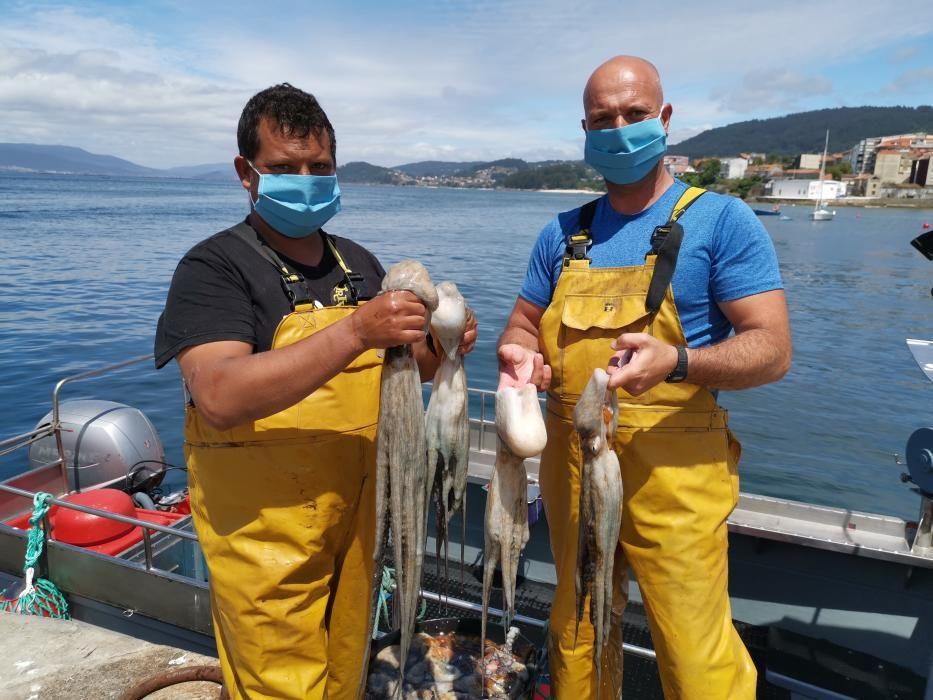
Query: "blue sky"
1 0 931 169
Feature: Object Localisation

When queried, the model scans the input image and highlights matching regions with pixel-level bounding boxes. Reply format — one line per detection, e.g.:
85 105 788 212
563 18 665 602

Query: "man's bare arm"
607 289 792 393
179 291 427 430
497 297 551 390
683 289 792 389
498 297 545 352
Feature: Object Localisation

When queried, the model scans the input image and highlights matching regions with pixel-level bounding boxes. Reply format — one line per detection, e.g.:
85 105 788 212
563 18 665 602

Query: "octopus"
366 631 530 699
572 368 623 682
481 384 547 663
365 260 439 696
424 281 470 589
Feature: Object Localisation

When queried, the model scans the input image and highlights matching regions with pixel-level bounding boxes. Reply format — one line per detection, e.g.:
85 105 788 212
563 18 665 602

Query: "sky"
1 0 932 169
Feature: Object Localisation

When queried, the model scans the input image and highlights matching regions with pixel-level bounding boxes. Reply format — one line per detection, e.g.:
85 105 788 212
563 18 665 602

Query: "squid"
424 282 470 591
573 368 623 683
481 384 547 661
365 260 438 696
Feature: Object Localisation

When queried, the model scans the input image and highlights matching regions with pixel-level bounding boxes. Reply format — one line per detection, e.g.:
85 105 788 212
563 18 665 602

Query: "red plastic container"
4 489 185 556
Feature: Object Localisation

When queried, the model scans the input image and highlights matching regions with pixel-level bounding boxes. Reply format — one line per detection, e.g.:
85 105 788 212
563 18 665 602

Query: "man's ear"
660 103 673 132
233 156 253 192
580 117 588 133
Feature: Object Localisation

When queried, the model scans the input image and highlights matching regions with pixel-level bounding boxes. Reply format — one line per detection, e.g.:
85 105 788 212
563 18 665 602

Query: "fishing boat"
753 205 781 217
3 253 933 698
810 130 835 222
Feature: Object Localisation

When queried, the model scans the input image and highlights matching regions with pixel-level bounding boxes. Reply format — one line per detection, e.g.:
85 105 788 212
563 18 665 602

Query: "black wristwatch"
665 346 689 383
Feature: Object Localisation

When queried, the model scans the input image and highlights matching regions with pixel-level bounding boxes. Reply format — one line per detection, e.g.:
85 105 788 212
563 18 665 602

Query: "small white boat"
810 130 835 222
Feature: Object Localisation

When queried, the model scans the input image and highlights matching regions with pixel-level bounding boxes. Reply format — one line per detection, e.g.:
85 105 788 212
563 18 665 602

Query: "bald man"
497 56 791 699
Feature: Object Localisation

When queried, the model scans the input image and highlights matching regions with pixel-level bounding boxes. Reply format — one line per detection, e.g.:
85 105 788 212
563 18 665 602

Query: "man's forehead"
257 116 330 151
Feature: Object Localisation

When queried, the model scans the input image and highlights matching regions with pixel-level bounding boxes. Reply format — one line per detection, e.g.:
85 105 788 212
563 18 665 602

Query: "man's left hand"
606 333 679 394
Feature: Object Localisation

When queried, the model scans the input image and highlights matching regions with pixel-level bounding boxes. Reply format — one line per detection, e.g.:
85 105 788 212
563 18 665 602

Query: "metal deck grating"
379 552 791 699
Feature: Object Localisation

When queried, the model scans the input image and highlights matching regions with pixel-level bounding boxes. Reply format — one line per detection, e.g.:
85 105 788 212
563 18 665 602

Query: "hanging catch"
481 384 547 661
573 367 623 684
364 260 438 697
425 281 470 592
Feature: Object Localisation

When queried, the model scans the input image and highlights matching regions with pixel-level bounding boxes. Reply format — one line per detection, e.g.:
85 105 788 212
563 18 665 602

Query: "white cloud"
0 1 931 168
713 69 833 114
881 67 933 96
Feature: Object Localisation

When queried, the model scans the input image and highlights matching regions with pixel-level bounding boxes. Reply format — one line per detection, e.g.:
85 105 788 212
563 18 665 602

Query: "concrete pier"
0 613 221 699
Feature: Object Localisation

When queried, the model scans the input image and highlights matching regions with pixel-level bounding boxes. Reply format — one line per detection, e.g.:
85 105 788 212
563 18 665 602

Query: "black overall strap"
231 224 364 309
644 186 706 315
231 223 316 309
562 198 601 266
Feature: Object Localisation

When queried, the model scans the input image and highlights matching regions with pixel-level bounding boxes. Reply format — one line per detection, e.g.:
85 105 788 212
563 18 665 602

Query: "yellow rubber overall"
185 305 382 700
538 194 757 699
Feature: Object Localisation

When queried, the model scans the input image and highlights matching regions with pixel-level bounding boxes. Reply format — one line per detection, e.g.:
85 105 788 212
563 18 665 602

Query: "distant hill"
393 160 485 177
669 106 933 158
164 162 233 179
0 143 161 176
337 161 407 184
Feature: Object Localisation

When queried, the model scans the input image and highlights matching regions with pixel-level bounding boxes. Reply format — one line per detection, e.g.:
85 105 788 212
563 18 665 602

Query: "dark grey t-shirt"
154 221 385 369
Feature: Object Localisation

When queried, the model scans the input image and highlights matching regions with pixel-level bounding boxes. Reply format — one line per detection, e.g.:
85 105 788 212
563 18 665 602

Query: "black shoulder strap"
562 198 601 266
231 223 315 310
644 187 706 315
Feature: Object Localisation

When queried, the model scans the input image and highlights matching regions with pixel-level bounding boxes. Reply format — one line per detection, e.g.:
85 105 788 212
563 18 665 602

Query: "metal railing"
0 354 195 572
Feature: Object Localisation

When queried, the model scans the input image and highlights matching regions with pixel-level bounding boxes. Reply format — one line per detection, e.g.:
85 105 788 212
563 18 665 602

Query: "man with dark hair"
498 56 791 698
155 83 476 700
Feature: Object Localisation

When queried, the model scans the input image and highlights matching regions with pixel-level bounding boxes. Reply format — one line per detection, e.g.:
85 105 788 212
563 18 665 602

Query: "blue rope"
0 492 70 619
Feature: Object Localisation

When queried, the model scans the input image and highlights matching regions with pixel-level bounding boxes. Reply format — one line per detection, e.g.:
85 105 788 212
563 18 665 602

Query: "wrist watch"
665 345 689 383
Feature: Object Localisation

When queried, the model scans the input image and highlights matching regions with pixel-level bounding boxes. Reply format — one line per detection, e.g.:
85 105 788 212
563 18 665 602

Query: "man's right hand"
497 343 551 391
351 291 428 350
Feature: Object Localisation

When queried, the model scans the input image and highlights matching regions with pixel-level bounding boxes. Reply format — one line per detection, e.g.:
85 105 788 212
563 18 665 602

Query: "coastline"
753 197 933 210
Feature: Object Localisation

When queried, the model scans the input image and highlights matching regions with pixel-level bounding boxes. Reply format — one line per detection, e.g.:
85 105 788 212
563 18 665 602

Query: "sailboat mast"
815 129 829 211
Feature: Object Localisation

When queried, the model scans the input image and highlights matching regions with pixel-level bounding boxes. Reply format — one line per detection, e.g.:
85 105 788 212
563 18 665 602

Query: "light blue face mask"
584 116 668 185
248 162 341 239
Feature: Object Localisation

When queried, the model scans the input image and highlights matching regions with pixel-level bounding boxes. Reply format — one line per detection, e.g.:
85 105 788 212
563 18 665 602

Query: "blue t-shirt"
519 179 783 348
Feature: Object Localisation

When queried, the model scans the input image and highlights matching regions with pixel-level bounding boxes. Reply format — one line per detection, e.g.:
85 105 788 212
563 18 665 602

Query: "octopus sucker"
572 368 623 683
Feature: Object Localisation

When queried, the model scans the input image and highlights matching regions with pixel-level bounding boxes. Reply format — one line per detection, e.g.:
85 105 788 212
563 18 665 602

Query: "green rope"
0 492 70 619
370 565 428 638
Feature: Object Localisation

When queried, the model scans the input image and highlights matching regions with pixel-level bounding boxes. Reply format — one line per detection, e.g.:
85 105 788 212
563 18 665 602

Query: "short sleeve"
709 198 784 303
519 217 564 309
154 244 257 368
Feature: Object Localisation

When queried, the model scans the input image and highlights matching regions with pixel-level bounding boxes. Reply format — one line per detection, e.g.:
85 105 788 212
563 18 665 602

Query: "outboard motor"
27 400 165 493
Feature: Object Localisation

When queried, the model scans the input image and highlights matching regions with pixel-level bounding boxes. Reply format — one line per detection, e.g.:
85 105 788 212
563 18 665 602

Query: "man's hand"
605 333 678 394
350 291 428 350
497 343 551 391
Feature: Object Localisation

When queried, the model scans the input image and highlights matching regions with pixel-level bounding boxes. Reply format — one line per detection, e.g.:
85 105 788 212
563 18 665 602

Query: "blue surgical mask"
248 162 341 239
584 117 668 185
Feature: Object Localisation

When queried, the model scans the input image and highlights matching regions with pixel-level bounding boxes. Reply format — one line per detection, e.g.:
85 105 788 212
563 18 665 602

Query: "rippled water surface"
1 173 931 519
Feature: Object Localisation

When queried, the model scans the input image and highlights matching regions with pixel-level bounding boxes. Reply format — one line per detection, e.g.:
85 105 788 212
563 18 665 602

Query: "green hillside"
337 161 405 184
669 106 933 157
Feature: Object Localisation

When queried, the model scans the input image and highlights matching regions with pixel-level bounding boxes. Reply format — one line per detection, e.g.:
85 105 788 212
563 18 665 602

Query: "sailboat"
810 129 835 221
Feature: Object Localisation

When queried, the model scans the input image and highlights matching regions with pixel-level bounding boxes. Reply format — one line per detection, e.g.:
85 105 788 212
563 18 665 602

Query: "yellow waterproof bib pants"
538 197 757 699
185 305 382 700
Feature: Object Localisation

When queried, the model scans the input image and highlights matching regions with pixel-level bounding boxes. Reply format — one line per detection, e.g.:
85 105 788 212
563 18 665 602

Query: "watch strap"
665 345 689 383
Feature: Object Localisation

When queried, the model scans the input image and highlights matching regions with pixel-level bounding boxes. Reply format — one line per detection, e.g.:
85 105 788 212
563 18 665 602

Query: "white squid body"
481 384 547 654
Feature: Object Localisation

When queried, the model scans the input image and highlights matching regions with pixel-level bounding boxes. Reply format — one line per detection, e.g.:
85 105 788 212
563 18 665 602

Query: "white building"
769 178 847 200
719 157 748 180
797 154 822 170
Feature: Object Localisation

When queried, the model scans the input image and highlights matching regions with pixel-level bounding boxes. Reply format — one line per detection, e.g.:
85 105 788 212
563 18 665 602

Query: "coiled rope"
0 492 69 619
